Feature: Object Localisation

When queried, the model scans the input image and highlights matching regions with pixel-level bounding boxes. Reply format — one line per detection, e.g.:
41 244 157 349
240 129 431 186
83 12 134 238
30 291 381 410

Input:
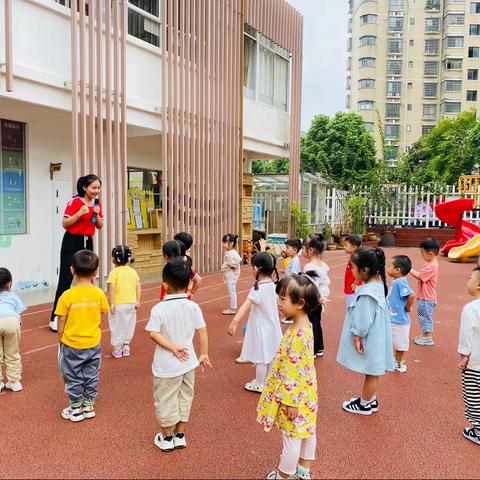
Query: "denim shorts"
417 299 437 333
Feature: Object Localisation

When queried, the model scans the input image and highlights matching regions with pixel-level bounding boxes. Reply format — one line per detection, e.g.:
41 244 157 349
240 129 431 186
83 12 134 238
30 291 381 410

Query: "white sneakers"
244 379 264 393
49 316 58 332
61 404 85 422
154 432 187 451
1 380 23 392
394 361 408 373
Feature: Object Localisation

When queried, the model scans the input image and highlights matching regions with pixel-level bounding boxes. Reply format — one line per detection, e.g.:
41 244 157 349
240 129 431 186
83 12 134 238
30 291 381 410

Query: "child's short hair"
112 245 134 265
162 240 182 259
420 238 440 255
72 250 99 278
275 273 319 314
162 258 192 291
285 238 302 253
303 233 325 255
174 232 193 251
391 255 412 276
0 267 12 290
345 234 362 247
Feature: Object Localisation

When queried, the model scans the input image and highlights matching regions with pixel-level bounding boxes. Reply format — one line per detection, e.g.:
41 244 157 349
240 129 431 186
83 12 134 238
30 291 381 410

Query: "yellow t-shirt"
107 265 140 304
55 285 109 349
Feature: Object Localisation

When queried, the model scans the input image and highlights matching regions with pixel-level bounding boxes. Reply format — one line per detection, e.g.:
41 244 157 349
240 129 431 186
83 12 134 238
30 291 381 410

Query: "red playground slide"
435 198 480 255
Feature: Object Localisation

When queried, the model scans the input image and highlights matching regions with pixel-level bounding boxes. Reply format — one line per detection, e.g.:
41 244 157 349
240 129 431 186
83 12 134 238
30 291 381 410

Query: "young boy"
281 238 302 325
55 250 109 422
174 231 202 296
410 238 439 346
344 234 362 307
458 266 480 446
387 255 415 373
146 258 211 452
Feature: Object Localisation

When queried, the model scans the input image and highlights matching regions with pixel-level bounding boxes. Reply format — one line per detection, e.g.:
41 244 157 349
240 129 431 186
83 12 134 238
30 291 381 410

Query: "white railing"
325 184 480 228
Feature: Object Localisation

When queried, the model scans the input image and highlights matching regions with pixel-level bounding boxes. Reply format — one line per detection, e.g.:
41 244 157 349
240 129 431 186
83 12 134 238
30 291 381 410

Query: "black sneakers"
463 427 480 446
342 397 379 416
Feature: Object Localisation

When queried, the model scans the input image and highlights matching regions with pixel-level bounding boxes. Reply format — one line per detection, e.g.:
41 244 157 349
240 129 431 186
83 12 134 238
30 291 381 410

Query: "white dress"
240 280 282 364
304 261 331 300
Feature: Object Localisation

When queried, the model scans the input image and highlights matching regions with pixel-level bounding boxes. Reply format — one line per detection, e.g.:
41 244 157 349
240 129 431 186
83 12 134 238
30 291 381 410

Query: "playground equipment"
434 198 480 259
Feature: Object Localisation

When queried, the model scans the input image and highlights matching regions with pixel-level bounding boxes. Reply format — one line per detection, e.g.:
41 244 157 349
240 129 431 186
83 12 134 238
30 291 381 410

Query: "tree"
252 158 289 174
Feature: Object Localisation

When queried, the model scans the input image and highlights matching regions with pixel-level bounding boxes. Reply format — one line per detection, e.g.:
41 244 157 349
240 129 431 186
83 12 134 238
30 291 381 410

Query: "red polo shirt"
64 197 103 236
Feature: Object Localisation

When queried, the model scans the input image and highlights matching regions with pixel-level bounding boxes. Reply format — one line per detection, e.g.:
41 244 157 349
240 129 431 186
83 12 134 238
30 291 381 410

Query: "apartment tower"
347 0 480 162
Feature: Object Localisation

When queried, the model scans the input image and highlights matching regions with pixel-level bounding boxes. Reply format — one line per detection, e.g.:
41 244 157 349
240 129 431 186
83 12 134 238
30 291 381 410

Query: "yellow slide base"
448 235 480 260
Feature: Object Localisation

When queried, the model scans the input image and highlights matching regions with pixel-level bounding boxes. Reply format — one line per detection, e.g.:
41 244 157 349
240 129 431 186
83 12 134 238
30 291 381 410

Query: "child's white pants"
279 433 316 476
255 361 273 385
225 274 238 310
108 303 137 348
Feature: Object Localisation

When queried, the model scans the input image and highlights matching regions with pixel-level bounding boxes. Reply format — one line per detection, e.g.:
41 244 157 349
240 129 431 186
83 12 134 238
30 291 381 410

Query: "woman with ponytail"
336 247 395 416
50 175 103 332
227 252 282 393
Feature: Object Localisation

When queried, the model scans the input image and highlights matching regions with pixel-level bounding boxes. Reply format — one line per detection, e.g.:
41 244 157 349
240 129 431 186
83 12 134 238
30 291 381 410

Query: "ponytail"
111 245 134 266
76 174 101 197
252 252 277 290
374 248 388 297
351 247 388 297
222 233 239 247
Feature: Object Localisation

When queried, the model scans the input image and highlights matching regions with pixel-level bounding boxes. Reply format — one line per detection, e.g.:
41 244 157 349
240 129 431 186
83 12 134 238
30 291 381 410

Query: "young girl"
50 174 103 332
227 253 282 392
257 274 318 480
336 247 394 415
107 246 141 358
0 268 26 392
302 233 330 358
221 234 242 315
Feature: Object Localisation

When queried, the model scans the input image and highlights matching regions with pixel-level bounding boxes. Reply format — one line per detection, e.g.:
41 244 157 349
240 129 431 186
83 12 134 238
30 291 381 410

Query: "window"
422 125 435 135
387 60 402 75
364 122 374 132
358 78 375 88
385 146 399 162
468 68 479 80
388 0 405 10
0 119 26 234
360 35 377 46
385 103 401 118
358 100 375 110
409 39 415 46
273 55 289 111
425 39 439 54
388 17 404 32
445 57 463 69
407 103 413 111
425 17 440 32
359 57 376 68
388 38 403 53
409 60 414 68
410 17 416 25
471 2 480 13
442 101 462 113
467 90 478 101
244 35 256 99
360 14 377 24
258 46 274 106
470 24 480 35
127 0 160 47
469 46 480 57
423 82 438 97
442 79 462 91
423 104 437 119
426 0 441 10
424 61 439 76
346 76 351 90
386 81 402 96
408 82 413 89
385 124 400 139
346 94 351 109
127 167 162 209
445 13 465 25
444 36 464 48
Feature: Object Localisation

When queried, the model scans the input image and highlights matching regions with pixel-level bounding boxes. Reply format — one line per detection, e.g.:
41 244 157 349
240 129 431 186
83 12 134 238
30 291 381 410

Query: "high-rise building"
347 0 480 162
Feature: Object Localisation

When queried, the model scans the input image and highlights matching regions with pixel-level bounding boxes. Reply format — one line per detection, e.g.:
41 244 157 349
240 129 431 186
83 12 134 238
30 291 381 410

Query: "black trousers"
308 305 324 354
51 232 93 321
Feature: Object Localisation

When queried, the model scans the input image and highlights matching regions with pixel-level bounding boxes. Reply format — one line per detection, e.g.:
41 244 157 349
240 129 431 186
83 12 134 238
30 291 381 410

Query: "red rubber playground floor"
2 247 480 479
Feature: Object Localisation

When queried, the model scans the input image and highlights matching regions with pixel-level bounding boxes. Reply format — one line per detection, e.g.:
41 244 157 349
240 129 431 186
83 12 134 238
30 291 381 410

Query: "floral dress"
257 326 317 439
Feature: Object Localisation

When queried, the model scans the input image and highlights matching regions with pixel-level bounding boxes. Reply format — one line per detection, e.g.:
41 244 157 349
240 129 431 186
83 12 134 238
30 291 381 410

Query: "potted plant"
290 204 310 240
347 196 367 237
323 222 338 250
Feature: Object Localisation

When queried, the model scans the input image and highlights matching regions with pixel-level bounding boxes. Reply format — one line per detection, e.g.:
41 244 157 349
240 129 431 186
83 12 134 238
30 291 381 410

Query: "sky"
287 0 348 131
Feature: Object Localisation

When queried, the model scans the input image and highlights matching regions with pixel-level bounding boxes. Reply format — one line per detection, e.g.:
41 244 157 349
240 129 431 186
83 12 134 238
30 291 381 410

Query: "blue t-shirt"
387 277 414 325
0 290 26 319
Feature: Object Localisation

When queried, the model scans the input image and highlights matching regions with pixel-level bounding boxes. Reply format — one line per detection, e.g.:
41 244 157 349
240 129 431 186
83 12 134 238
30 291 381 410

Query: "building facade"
0 0 302 291
347 0 480 162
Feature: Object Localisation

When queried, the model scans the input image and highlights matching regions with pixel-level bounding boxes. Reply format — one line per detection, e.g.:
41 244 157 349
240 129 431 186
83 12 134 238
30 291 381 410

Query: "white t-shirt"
285 255 301 275
304 261 331 300
458 299 480 372
145 293 206 378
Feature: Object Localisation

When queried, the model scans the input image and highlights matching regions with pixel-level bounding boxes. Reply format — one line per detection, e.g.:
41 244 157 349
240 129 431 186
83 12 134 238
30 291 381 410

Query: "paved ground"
2 248 480 479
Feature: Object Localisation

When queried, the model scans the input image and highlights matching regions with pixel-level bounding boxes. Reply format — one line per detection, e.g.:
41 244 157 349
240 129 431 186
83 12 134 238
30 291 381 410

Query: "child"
146 258 211 452
174 232 202 296
107 245 141 358
0 268 26 392
227 252 282 393
221 234 242 315
458 267 480 446
55 250 109 422
410 238 439 346
257 274 318 480
344 234 363 307
281 238 303 325
337 247 394 415
302 233 330 358
386 255 415 373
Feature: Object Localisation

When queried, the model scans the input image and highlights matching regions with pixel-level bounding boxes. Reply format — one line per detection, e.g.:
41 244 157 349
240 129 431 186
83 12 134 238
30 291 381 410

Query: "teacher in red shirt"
49 174 104 332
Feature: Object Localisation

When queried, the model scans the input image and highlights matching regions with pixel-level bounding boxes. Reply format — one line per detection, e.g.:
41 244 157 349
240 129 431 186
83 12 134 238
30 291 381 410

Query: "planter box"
369 226 455 248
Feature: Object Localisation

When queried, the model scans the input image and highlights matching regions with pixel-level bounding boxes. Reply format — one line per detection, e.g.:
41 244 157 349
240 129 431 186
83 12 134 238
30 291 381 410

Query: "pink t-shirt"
416 260 438 301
